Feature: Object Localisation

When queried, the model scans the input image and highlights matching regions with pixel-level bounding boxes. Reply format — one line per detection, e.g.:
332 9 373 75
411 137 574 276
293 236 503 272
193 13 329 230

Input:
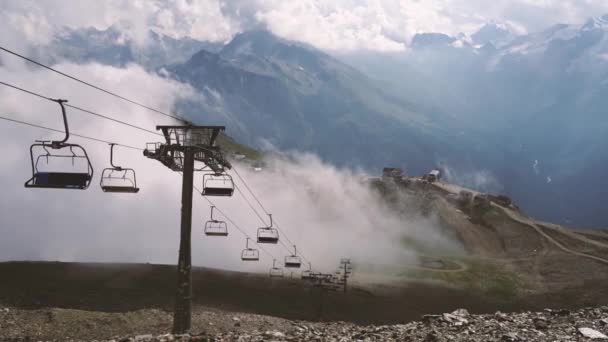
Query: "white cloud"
248 0 608 52
3 0 608 53
0 0 240 47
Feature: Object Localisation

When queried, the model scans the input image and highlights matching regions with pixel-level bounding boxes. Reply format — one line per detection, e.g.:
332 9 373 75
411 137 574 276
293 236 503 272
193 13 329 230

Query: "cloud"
241 0 608 52
3 0 608 54
441 164 503 193
0 0 240 47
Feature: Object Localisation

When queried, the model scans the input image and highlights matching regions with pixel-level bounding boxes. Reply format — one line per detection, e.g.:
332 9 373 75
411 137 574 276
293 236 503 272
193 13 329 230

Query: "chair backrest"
202 173 234 196
205 220 228 236
26 143 94 190
241 248 259 261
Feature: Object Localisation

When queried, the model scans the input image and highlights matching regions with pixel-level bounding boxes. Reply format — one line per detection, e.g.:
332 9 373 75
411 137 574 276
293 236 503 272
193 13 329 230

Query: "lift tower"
144 125 231 334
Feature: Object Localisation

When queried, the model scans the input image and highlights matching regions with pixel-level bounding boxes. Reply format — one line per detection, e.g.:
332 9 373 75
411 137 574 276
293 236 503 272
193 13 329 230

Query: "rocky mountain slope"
1 177 607 340
2 305 607 341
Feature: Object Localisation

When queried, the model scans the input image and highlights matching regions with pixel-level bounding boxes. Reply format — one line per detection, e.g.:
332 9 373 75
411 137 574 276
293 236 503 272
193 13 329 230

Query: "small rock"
578 327 608 339
552 309 571 316
533 317 549 330
600 318 608 326
501 332 520 341
495 311 509 322
157 334 175 342
451 309 469 317
424 331 439 342
422 315 440 325
134 334 154 342
264 330 285 338
232 316 240 322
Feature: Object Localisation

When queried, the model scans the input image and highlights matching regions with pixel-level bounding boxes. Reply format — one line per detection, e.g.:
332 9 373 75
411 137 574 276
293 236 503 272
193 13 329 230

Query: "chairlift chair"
257 214 279 244
269 259 284 278
25 99 93 190
204 206 228 236
201 172 234 196
284 245 302 268
301 262 313 279
100 143 139 193
241 238 259 261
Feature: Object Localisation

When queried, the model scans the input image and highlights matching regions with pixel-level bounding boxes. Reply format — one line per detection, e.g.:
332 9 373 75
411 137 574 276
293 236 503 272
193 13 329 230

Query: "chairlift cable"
0 115 143 150
0 46 191 124
232 167 297 246
234 183 295 256
232 167 311 264
191 181 283 266
234 184 269 226
0 81 163 137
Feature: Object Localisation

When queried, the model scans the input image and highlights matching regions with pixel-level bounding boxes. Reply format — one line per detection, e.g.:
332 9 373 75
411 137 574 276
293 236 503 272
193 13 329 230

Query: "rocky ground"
2 305 608 341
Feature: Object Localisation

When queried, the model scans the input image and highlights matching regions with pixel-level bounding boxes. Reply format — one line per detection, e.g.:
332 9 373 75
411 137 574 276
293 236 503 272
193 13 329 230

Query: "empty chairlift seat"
257 227 279 244
25 144 93 189
100 144 139 193
257 213 279 244
100 168 139 193
241 238 259 261
241 248 260 261
25 99 94 190
284 245 302 268
205 220 228 236
204 206 228 236
285 256 301 268
301 263 313 279
269 259 283 278
202 173 234 196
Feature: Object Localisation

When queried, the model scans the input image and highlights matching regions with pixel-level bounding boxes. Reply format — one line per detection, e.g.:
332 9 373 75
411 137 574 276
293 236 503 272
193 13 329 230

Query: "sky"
2 0 608 52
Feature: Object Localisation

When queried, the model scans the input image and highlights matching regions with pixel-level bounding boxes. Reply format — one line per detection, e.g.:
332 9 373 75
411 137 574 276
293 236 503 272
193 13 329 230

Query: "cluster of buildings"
380 167 443 183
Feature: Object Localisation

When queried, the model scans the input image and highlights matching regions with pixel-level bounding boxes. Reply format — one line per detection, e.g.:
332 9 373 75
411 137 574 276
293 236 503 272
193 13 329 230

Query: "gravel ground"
2 305 608 341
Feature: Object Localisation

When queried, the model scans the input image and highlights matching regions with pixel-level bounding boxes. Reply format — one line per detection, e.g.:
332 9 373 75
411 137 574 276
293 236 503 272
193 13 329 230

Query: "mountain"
470 22 517 47
38 20 608 227
344 15 608 227
39 26 224 69
164 30 480 171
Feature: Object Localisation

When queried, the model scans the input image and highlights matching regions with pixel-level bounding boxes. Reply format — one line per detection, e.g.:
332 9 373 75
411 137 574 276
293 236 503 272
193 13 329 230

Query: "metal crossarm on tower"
144 126 232 173
142 125 232 334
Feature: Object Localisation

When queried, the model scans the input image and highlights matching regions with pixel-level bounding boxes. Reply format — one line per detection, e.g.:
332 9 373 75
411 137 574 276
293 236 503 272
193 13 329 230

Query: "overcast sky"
3 0 608 52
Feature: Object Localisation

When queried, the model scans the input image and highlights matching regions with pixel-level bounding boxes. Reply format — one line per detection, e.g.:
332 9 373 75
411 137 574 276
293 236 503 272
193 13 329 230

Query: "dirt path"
493 203 608 266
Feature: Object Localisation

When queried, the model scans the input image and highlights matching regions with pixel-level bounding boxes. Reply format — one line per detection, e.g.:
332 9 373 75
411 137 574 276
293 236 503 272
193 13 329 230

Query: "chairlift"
269 259 284 278
241 238 259 261
100 143 139 193
257 214 279 244
201 172 234 196
204 206 228 236
284 245 302 268
25 99 93 189
301 262 313 279
340 258 351 265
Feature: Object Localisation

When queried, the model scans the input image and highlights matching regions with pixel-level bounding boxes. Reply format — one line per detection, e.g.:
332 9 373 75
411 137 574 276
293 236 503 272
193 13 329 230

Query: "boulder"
578 327 608 339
